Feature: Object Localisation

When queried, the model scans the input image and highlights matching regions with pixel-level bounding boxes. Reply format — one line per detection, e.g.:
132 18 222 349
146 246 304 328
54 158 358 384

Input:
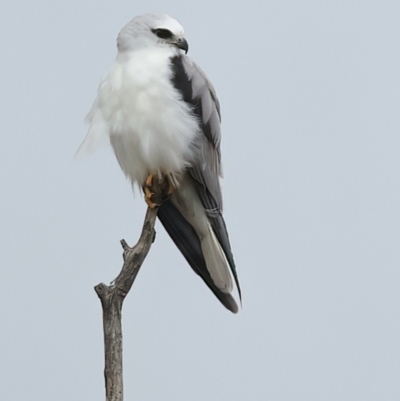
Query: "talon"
145 197 158 209
145 173 155 187
144 186 153 198
144 186 158 209
143 172 176 208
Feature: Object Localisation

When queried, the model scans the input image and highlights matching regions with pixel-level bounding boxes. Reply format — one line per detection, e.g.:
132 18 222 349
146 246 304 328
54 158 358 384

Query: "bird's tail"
200 225 239 313
158 199 240 313
200 223 233 294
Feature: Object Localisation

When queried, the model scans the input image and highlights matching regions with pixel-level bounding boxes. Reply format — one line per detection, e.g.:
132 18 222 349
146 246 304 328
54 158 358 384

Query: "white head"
117 13 188 54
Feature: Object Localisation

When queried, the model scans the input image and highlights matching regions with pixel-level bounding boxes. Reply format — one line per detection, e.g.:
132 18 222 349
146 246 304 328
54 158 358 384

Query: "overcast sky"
1 0 399 400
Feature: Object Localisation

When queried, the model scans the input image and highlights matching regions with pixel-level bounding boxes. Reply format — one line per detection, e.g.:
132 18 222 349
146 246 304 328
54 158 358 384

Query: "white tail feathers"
200 224 233 294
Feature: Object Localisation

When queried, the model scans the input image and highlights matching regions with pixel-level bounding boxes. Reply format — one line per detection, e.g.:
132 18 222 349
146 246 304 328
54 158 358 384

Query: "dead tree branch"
94 206 158 401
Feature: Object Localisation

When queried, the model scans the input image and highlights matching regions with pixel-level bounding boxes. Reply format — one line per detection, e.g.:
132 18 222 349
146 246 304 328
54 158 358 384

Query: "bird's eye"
153 29 173 39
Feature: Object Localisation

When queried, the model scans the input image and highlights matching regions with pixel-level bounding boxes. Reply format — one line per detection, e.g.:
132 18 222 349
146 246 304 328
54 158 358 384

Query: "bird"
78 13 241 313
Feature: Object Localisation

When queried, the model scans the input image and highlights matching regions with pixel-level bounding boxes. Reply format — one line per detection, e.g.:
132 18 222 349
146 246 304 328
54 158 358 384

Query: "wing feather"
169 55 241 302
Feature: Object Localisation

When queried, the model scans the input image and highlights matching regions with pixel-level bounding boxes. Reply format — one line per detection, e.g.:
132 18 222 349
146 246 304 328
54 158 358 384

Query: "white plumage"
80 41 199 185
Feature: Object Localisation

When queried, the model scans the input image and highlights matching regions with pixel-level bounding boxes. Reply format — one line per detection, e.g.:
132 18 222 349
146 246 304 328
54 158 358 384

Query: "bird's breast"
97 49 199 184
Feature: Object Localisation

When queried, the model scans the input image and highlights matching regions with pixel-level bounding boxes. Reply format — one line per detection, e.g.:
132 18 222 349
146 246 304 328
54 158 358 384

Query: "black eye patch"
152 29 173 39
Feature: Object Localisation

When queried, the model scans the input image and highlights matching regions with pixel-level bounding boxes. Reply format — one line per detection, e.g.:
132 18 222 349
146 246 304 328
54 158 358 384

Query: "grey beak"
176 38 189 54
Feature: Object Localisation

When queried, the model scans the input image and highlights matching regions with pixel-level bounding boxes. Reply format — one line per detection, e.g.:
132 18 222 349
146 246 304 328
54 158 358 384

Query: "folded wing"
157 55 241 313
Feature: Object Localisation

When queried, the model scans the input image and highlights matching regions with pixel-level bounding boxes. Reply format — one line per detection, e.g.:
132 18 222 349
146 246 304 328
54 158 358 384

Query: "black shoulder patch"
170 55 214 144
170 56 193 104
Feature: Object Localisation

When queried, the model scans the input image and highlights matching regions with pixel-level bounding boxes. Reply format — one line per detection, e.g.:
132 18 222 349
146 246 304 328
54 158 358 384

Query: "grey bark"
94 207 158 401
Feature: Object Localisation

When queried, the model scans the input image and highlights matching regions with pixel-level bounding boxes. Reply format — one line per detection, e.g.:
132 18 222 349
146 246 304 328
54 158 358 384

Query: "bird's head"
117 13 188 54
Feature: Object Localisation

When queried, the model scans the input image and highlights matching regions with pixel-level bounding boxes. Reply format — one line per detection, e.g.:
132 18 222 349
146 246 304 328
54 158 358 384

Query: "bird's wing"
157 55 241 312
170 55 223 208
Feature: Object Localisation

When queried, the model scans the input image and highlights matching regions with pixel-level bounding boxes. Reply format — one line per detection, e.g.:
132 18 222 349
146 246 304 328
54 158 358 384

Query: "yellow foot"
145 173 155 188
144 186 158 209
143 172 175 208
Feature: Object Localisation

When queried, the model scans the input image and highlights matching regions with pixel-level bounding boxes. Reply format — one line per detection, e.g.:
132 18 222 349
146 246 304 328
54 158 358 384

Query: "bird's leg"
143 172 175 208
144 187 158 209
145 173 155 188
144 173 158 209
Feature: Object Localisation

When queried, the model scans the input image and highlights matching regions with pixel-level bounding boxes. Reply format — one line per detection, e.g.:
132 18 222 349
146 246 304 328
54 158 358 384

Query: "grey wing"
178 56 223 209
160 55 241 304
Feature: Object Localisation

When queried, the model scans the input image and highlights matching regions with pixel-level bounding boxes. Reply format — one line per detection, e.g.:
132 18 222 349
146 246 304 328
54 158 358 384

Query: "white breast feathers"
79 47 200 186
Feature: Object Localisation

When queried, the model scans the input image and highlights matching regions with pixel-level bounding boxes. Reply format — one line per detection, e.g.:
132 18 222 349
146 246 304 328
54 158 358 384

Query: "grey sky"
1 0 399 400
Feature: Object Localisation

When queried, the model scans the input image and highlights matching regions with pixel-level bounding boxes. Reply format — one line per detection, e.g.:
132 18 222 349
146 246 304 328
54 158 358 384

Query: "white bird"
79 13 241 313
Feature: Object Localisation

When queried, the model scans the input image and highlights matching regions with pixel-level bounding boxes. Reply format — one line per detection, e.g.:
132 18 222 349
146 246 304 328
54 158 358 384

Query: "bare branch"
94 206 158 401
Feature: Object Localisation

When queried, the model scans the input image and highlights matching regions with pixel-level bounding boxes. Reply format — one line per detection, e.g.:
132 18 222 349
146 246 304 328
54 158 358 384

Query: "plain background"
1 0 399 400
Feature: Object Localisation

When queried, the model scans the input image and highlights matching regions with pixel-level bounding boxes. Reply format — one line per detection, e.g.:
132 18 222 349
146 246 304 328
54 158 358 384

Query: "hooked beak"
175 38 189 54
